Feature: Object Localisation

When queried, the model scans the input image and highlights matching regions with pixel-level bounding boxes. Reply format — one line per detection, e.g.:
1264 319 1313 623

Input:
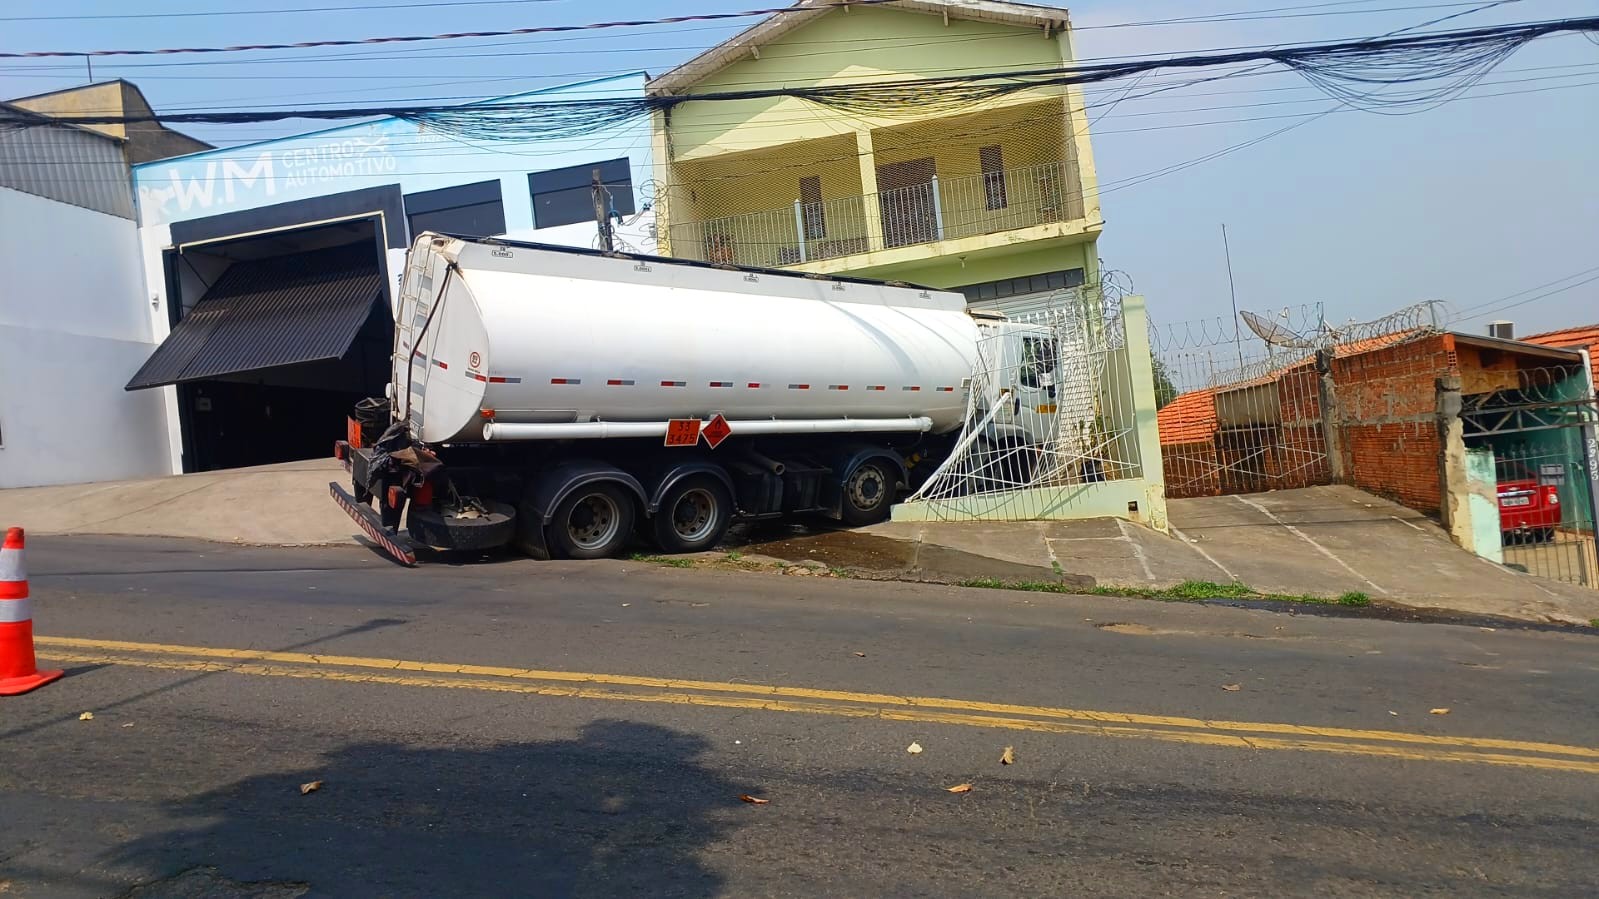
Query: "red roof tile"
1157 389 1218 445
1522 323 1599 386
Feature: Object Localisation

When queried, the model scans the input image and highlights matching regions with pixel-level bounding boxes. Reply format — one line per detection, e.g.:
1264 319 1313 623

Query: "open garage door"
127 243 383 390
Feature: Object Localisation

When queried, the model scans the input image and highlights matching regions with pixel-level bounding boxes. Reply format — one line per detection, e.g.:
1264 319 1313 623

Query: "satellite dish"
1240 310 1315 349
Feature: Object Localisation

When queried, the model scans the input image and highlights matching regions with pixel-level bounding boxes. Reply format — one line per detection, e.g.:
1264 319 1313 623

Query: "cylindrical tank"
402 236 979 444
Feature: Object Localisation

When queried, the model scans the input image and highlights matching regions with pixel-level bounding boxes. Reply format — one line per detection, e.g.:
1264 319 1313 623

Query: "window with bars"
799 175 826 240
980 145 1007 211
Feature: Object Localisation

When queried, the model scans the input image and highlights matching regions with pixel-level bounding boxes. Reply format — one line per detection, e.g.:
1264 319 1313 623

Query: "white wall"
0 188 174 487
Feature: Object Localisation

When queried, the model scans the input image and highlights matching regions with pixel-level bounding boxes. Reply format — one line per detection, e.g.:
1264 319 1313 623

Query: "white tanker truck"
332 233 1063 564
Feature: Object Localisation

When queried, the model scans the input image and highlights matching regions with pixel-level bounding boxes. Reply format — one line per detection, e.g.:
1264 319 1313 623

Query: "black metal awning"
127 243 383 390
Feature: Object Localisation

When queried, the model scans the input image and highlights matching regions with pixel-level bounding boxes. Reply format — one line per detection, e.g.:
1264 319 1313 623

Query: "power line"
0 0 1519 26
5 16 1593 135
20 73 1589 191
0 1 906 59
0 0 572 22
1455 273 1599 322
0 0 1565 59
1448 265 1599 321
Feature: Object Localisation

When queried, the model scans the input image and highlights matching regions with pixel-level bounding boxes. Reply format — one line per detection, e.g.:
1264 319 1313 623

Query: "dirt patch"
1095 622 1158 635
743 530 1093 589
119 867 309 899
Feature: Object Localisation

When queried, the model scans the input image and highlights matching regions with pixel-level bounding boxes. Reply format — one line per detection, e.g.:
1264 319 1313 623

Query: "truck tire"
407 501 516 552
548 482 637 560
840 458 896 526
652 475 733 554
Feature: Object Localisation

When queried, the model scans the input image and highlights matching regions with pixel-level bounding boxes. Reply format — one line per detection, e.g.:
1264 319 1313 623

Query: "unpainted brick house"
1158 330 1590 518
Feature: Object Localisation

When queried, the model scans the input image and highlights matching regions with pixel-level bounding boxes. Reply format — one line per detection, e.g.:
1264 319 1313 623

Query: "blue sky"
3 0 1595 336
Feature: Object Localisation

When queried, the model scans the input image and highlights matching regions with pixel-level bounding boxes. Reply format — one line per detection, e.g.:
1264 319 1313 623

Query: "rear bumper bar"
329 481 417 567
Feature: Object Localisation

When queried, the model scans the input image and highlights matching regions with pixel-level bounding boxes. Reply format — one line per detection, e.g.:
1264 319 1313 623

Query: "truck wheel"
840 459 896 526
549 483 636 560
653 476 733 554
407 501 516 552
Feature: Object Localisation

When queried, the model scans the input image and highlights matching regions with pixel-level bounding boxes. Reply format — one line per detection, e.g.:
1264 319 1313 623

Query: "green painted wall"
668 6 1066 160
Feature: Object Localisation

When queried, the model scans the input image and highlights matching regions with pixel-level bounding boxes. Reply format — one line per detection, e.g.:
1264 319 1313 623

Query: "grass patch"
1591 619 1599 629
959 577 1359 608
629 553 695 568
726 551 743 562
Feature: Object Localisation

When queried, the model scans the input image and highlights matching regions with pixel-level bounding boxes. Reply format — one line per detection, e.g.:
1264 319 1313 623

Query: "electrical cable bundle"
2 16 1594 141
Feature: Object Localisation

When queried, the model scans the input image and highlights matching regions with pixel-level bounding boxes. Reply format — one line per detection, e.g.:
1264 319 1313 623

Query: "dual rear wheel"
542 476 734 559
536 461 895 559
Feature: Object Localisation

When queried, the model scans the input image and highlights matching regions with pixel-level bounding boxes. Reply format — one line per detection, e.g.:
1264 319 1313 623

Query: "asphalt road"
3 536 1598 898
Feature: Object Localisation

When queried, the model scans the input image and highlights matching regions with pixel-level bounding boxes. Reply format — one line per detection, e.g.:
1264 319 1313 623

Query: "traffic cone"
0 528 63 696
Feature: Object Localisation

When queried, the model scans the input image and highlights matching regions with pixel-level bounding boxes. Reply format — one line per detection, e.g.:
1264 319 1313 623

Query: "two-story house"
647 0 1102 317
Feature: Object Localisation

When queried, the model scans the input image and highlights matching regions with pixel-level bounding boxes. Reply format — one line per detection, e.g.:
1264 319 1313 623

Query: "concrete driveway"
867 485 1599 624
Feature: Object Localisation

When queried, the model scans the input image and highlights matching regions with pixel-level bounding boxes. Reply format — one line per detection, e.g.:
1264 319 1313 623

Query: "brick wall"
1331 334 1451 514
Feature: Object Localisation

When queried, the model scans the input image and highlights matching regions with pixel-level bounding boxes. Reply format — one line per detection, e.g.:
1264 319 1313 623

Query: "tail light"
1546 486 1559 506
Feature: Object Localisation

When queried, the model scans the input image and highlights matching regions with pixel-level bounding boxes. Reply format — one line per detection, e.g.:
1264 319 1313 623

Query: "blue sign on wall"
134 73 650 231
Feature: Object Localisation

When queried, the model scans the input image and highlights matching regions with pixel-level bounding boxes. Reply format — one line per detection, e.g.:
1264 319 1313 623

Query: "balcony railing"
670 161 1084 269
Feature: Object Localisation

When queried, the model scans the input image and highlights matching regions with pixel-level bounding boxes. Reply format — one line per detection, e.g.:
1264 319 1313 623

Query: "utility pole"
1222 223 1244 368
592 168 614 253
85 55 94 83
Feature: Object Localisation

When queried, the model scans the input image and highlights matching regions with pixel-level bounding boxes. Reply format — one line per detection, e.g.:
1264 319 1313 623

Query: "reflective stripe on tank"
0 598 31 623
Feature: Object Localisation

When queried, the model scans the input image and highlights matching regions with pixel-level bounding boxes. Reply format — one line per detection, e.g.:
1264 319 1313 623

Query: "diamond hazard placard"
701 413 732 449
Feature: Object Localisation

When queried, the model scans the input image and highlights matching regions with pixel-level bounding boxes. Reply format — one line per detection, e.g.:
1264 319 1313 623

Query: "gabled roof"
1157 389 1218 446
648 0 1072 95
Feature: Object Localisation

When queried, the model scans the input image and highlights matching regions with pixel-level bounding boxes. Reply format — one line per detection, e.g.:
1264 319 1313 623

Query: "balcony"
669 160 1085 271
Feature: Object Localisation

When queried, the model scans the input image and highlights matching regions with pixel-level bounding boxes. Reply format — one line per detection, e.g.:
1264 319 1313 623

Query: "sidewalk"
856 485 1599 625
0 459 356 545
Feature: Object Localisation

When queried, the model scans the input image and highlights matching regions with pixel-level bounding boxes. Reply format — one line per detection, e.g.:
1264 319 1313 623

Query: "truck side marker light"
661 380 687 388
607 379 635 386
789 384 810 390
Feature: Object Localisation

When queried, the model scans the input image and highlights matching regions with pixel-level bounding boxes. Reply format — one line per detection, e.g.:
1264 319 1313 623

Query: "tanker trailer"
332 233 1062 564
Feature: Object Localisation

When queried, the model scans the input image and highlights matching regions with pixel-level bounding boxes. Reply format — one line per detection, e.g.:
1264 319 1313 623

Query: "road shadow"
106 720 748 898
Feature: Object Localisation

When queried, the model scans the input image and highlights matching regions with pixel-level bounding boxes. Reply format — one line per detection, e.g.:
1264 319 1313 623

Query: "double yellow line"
36 635 1599 775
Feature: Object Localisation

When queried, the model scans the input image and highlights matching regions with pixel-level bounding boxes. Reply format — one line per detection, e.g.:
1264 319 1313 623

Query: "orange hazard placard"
702 414 732 449
664 419 702 447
